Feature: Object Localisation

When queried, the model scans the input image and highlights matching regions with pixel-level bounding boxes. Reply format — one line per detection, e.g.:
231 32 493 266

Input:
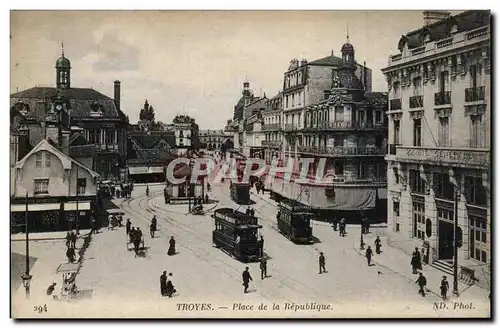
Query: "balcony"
261 140 283 148
69 143 120 157
390 99 402 111
297 146 385 156
284 124 300 132
395 146 489 169
465 86 485 102
303 121 386 131
409 95 424 109
262 123 281 131
434 91 451 106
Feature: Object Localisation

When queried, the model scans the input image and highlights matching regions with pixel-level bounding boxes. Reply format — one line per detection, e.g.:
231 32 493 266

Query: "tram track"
118 189 340 302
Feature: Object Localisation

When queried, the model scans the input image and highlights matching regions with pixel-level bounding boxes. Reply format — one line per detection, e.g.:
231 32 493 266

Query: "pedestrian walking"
160 271 167 296
410 253 419 274
416 272 427 297
66 247 76 263
126 219 131 235
168 236 176 256
165 273 176 297
319 252 326 274
332 218 338 231
150 216 157 238
129 227 137 244
440 276 449 301
260 258 267 280
70 231 77 249
242 267 252 293
374 236 382 254
65 232 71 248
365 246 373 267
414 247 422 271
259 235 264 257
146 185 149 196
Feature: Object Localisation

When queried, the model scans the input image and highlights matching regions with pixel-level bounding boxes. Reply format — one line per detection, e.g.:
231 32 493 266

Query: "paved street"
53 183 487 318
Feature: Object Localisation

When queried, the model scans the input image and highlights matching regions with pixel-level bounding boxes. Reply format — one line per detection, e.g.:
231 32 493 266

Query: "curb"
10 233 91 242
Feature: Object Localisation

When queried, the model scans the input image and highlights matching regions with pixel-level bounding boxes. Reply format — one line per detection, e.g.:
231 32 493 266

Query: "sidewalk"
11 229 92 242
353 233 489 301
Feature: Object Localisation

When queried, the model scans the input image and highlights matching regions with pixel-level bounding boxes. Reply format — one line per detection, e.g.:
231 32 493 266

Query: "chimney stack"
363 61 367 91
423 10 451 26
114 80 121 111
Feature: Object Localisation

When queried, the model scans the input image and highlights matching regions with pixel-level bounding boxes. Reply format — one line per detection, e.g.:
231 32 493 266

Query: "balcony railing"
304 121 386 131
387 143 400 155
434 91 451 105
297 146 385 156
390 98 402 111
262 123 281 131
284 124 300 131
261 140 283 148
465 86 485 102
69 143 119 157
409 95 424 109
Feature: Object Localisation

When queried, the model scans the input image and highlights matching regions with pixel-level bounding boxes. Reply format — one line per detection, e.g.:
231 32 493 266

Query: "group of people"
245 207 256 217
332 218 347 237
159 271 177 297
65 230 78 263
126 219 144 255
254 180 265 194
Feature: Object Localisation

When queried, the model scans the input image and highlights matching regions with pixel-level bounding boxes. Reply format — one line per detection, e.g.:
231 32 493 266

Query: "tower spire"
61 42 64 57
346 22 349 43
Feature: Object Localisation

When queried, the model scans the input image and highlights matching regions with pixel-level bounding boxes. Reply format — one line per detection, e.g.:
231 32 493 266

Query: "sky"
10 10 462 129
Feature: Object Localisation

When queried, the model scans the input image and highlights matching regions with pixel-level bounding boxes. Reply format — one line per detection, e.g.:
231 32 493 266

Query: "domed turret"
56 42 71 89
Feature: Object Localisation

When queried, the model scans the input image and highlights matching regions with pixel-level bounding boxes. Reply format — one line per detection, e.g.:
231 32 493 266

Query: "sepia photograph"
9 9 491 319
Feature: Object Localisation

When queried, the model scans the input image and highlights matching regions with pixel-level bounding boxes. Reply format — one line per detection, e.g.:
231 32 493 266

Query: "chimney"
363 61 367 91
114 80 121 111
423 11 451 26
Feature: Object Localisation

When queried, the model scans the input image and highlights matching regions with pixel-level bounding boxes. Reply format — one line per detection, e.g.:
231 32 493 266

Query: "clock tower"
56 43 71 89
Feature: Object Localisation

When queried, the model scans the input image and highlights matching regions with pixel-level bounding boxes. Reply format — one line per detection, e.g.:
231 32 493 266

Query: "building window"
433 172 455 200
394 201 400 217
470 115 484 148
438 117 450 147
357 161 366 179
35 153 42 168
334 136 344 147
375 110 382 124
409 169 426 194
34 178 49 194
413 119 422 146
469 215 488 263
412 200 425 240
440 71 450 92
77 178 86 195
393 167 399 184
106 129 115 144
413 77 422 94
464 176 487 206
335 107 344 122
394 120 401 144
334 160 344 176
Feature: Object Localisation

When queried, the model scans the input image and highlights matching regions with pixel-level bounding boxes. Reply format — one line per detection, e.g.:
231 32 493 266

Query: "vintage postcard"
10 10 491 319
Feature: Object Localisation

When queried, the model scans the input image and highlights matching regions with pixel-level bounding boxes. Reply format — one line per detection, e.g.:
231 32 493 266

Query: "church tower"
55 43 71 89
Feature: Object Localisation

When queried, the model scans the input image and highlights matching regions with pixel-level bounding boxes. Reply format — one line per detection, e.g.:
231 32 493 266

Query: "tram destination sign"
214 211 257 226
396 146 489 168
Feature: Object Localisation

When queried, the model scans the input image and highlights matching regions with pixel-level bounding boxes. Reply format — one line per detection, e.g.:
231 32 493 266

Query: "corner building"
382 10 491 284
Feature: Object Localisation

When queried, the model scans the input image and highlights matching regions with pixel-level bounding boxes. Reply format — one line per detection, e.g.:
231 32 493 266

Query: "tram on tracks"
212 208 262 262
277 199 314 244
230 180 251 204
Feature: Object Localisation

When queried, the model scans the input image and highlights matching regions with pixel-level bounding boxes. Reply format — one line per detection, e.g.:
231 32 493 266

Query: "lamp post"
360 224 365 250
452 188 460 296
188 159 194 212
22 191 32 299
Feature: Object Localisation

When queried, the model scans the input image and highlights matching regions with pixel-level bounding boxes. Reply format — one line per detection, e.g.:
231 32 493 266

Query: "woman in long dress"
167 236 176 256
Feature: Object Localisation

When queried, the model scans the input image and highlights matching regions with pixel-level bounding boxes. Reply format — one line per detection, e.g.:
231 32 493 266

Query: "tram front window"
239 230 258 242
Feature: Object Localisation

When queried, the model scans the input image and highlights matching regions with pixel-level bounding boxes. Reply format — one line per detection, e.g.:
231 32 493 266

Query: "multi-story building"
10 138 100 232
262 93 283 164
241 97 267 158
199 129 226 151
382 10 491 284
10 50 129 181
268 40 388 222
172 114 199 156
281 55 372 153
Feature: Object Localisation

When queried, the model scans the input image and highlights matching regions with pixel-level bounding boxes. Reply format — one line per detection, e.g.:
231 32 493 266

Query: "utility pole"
452 188 459 296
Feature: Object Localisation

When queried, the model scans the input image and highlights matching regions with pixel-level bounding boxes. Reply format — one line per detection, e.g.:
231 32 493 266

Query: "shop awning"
10 203 61 212
129 166 164 175
64 202 91 211
267 177 377 210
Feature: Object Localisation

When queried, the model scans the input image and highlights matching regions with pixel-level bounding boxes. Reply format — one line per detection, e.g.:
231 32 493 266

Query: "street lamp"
22 191 32 299
452 188 460 296
360 223 365 250
188 159 194 212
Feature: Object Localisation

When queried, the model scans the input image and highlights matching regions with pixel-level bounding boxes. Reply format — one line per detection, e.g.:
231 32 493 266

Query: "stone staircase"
431 259 454 275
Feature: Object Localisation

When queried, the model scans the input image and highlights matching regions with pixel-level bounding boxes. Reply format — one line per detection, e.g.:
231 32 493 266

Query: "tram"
230 180 251 205
212 208 262 262
277 199 314 244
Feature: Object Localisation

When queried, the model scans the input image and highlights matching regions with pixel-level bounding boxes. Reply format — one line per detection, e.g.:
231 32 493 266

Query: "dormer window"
89 101 103 117
450 24 458 35
424 33 431 43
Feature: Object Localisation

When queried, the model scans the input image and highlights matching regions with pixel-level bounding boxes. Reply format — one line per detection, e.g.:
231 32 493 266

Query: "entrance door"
438 220 454 260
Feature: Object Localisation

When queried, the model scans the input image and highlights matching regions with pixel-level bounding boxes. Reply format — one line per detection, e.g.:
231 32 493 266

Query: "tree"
139 100 155 122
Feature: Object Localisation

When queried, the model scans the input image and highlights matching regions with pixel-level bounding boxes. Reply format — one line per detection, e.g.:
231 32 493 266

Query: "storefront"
128 166 165 184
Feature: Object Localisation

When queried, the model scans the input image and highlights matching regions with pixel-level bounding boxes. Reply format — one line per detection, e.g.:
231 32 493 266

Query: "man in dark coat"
440 276 449 300
242 267 252 293
374 236 382 254
160 271 167 296
66 247 76 263
65 232 71 248
165 273 176 297
129 227 136 244
205 194 209 204
126 219 131 235
260 258 267 280
416 272 427 297
414 247 422 270
168 236 176 256
70 231 77 249
319 252 326 274
150 216 157 238
259 236 264 257
365 246 373 266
